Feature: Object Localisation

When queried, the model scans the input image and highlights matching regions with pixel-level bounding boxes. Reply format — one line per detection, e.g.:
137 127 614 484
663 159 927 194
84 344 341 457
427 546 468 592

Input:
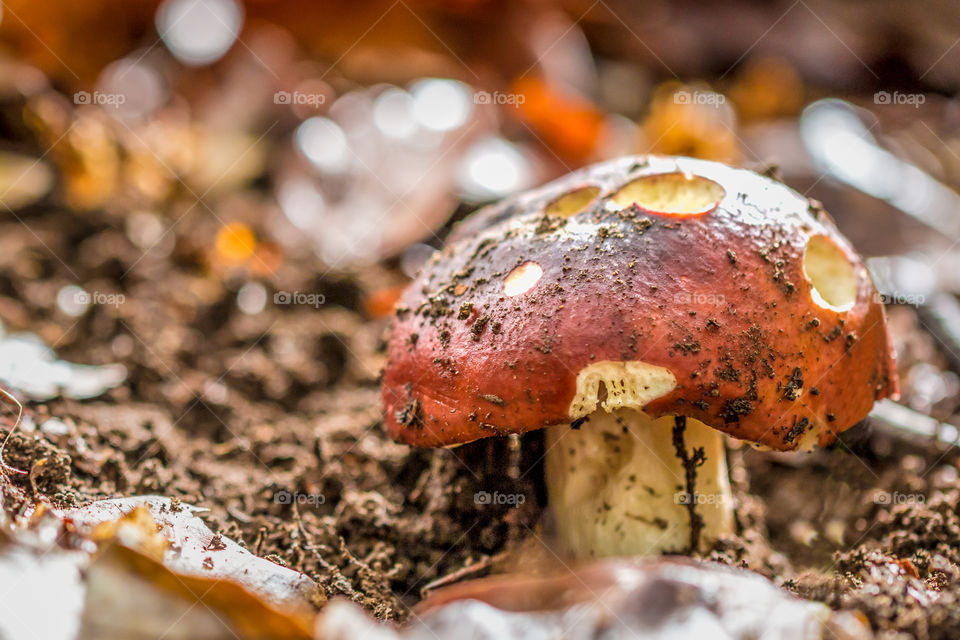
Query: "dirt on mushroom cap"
382 155 897 451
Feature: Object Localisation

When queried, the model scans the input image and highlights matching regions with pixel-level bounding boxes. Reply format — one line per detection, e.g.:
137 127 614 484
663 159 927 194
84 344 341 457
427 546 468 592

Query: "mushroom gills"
545 408 735 558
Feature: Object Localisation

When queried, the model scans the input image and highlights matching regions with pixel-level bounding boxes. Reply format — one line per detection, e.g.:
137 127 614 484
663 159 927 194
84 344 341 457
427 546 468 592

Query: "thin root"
672 415 706 554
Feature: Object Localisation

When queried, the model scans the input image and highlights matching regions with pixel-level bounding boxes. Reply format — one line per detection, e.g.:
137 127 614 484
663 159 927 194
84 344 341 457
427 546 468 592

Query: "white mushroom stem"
545 407 735 558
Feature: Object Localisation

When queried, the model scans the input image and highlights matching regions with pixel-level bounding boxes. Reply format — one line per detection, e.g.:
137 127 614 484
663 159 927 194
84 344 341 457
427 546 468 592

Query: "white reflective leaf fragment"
65 496 323 611
319 558 871 640
0 496 321 640
0 329 127 400
0 539 87 640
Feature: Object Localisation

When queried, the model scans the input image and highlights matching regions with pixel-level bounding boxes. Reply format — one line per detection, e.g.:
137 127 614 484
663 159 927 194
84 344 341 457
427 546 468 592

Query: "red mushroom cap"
382 156 898 451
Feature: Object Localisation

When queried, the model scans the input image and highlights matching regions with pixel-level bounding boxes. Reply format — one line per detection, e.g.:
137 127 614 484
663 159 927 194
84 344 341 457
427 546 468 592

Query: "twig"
0 387 26 476
419 552 505 597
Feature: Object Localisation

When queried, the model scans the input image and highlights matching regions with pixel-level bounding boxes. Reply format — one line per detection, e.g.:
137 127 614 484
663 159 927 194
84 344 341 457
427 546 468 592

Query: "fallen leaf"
0 496 324 640
65 496 325 613
0 327 126 401
317 557 872 640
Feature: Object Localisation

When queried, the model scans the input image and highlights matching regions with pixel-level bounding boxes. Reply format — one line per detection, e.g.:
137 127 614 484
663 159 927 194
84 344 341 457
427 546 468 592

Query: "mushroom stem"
545 408 734 558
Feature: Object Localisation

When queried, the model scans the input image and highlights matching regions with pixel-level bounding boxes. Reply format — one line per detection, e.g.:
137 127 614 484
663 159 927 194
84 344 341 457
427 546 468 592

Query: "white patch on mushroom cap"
608 172 725 216
569 360 677 418
804 235 857 311
544 186 601 218
503 261 543 297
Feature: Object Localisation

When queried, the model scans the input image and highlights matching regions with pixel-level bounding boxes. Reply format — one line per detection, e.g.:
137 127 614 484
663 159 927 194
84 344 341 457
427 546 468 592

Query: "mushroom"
382 155 898 558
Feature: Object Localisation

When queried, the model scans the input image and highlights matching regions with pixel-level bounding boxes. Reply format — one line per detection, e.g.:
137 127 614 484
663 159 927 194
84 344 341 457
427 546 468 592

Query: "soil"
0 194 538 620
1 172 960 638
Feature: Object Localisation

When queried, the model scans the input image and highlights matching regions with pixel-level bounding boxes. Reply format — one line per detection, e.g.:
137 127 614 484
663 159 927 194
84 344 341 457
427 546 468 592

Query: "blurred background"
5 1 960 279
5 0 960 615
